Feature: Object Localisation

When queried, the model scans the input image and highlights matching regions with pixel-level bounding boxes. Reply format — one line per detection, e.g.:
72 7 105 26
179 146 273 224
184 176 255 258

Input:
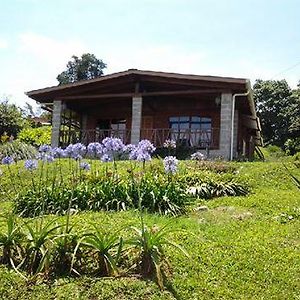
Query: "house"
26 69 262 160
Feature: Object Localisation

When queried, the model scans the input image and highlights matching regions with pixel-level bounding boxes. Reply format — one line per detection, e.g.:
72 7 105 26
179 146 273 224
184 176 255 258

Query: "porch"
60 127 220 149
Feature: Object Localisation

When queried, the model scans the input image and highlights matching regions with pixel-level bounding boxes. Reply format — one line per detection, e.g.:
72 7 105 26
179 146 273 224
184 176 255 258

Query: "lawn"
0 159 299 299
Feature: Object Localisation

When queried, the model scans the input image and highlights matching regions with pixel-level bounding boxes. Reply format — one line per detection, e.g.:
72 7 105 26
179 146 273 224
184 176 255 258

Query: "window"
111 119 126 131
96 119 127 141
169 116 212 147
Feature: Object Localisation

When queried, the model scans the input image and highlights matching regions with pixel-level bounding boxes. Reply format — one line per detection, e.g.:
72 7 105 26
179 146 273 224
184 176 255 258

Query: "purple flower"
191 151 205 161
137 140 156 153
37 153 55 163
65 143 86 160
136 149 152 162
39 144 52 153
123 144 136 153
24 159 38 171
102 137 124 153
101 154 112 162
65 144 74 157
1 156 14 165
52 147 66 158
163 156 178 174
72 143 86 156
163 139 176 149
72 153 83 161
87 142 103 157
79 161 91 171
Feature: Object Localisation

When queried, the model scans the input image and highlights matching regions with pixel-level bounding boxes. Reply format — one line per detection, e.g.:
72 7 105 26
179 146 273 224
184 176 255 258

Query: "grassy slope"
0 160 299 299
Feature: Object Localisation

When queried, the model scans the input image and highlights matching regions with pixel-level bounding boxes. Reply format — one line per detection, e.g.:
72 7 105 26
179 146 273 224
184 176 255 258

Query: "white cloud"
0 38 8 49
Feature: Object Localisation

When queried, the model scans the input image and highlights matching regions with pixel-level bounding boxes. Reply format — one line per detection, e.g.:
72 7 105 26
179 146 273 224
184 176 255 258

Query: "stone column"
51 100 62 147
233 109 239 158
219 93 232 160
131 96 142 144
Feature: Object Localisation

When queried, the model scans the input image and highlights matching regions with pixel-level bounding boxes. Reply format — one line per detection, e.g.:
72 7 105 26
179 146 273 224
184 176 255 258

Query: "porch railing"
60 128 220 149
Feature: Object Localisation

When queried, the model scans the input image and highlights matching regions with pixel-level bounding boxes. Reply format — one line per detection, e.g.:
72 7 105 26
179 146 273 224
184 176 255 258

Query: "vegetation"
0 140 299 298
254 79 300 152
0 141 37 161
0 98 27 138
57 53 107 85
18 126 51 147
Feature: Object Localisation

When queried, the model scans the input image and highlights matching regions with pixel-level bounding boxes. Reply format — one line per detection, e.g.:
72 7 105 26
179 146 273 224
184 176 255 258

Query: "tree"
253 79 300 149
0 98 27 138
57 53 107 85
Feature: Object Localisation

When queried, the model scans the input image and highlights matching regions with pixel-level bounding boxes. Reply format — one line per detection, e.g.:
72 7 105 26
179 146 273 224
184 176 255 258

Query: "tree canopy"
0 98 27 138
253 79 300 153
56 53 107 85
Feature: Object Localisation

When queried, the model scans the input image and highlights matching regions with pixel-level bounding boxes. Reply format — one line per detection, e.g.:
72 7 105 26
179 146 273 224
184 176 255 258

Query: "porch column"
51 100 62 147
131 96 142 144
233 109 239 158
219 93 232 160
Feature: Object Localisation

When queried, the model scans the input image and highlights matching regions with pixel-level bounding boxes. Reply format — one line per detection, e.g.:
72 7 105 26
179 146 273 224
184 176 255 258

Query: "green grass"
0 160 299 299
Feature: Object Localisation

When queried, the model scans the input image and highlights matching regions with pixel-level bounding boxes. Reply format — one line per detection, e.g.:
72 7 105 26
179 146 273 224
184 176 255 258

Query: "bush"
0 141 37 161
263 145 285 159
14 174 188 217
0 99 27 137
18 126 51 147
285 138 300 155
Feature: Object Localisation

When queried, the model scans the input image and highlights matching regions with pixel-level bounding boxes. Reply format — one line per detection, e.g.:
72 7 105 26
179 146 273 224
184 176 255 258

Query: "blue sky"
0 0 300 106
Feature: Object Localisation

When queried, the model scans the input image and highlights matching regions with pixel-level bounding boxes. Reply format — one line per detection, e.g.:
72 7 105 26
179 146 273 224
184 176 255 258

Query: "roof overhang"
26 69 248 103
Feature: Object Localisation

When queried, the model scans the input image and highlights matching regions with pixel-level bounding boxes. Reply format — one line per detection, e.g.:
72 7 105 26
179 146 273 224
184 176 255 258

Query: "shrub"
128 218 189 289
284 138 300 156
14 174 188 217
18 126 51 147
0 141 37 161
0 99 27 137
264 145 285 158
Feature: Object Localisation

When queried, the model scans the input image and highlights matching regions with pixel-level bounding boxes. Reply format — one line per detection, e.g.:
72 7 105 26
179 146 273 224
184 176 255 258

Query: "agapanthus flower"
135 149 152 162
102 137 124 153
123 144 136 153
163 156 178 174
39 144 52 153
72 143 86 156
37 152 55 163
87 142 103 157
65 144 75 157
24 159 38 171
72 153 83 161
163 139 176 149
52 147 66 158
137 139 156 153
1 156 14 165
44 154 55 163
65 143 86 160
79 161 91 171
101 153 112 162
191 151 205 161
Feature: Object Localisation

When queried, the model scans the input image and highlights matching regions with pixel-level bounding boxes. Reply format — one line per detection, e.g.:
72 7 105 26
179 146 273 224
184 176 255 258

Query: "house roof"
26 69 248 99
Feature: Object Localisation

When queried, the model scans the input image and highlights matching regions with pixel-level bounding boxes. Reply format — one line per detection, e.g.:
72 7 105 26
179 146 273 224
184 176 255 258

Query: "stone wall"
131 96 142 144
51 100 62 147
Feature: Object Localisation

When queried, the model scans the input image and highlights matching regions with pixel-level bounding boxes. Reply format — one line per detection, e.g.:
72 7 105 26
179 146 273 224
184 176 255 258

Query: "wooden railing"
60 128 220 148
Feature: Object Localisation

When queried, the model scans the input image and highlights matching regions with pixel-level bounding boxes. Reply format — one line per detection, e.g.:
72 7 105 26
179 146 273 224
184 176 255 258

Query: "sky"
0 0 300 107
